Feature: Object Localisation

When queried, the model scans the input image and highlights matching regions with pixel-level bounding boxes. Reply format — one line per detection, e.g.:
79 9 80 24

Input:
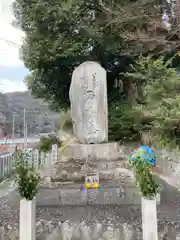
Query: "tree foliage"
13 0 178 108
13 0 180 145
108 101 139 142
108 54 180 146
38 134 62 152
124 54 180 147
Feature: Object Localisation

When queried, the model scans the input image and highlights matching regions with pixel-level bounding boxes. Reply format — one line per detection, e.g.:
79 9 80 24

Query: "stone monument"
53 61 122 183
69 61 108 144
66 61 120 162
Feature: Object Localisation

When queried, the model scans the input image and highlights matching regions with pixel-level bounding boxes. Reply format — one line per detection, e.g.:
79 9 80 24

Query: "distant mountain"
0 91 60 137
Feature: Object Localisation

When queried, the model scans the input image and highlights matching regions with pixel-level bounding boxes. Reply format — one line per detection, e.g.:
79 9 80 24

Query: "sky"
0 0 28 93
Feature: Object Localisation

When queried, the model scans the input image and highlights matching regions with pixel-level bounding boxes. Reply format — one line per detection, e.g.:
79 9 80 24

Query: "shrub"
125 54 180 148
14 150 40 200
38 134 62 152
60 109 72 130
38 136 51 152
108 101 140 142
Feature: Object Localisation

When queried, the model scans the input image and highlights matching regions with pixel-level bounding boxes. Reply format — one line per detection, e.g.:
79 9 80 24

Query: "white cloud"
0 0 24 67
0 78 27 93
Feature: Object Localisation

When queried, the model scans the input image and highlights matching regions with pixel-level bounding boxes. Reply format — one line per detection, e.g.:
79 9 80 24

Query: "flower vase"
141 196 158 240
20 198 36 240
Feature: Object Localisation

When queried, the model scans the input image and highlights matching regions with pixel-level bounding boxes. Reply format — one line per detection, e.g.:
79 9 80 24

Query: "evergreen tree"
124 54 180 147
13 0 177 108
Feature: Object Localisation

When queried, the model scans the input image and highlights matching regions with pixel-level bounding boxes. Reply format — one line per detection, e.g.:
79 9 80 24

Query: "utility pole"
12 113 15 140
23 108 26 148
25 123 28 147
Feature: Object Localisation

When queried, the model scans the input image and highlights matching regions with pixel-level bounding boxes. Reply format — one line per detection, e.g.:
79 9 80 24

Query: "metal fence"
0 144 58 178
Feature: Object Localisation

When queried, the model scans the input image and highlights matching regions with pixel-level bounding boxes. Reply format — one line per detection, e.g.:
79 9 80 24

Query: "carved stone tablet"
69 61 108 143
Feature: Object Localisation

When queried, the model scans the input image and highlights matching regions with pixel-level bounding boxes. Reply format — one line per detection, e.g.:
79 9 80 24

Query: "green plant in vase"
14 150 40 200
131 156 161 199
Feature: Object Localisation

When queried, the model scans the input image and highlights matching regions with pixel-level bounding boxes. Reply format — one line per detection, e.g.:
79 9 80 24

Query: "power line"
0 37 21 47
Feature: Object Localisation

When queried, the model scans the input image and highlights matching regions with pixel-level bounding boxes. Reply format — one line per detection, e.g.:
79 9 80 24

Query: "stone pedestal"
64 142 120 161
54 142 128 182
20 198 36 240
141 196 158 240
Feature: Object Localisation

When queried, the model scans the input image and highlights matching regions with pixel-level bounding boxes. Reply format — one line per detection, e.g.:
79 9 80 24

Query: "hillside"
0 91 60 137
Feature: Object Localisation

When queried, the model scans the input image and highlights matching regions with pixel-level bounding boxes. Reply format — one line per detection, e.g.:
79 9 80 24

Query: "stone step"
51 166 134 184
36 184 160 206
45 220 180 240
53 157 128 179
46 220 142 240
57 158 126 169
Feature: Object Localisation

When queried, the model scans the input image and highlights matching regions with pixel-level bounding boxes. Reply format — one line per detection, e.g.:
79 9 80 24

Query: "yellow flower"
93 183 100 189
85 183 91 189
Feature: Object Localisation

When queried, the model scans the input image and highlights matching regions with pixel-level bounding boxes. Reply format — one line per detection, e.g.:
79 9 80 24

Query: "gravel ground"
0 175 180 239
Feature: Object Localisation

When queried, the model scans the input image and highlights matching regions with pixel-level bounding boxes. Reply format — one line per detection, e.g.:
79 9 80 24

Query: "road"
0 137 40 145
0 138 40 155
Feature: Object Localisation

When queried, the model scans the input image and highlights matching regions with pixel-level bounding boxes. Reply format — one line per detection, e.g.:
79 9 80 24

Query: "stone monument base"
52 142 129 182
64 142 120 161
